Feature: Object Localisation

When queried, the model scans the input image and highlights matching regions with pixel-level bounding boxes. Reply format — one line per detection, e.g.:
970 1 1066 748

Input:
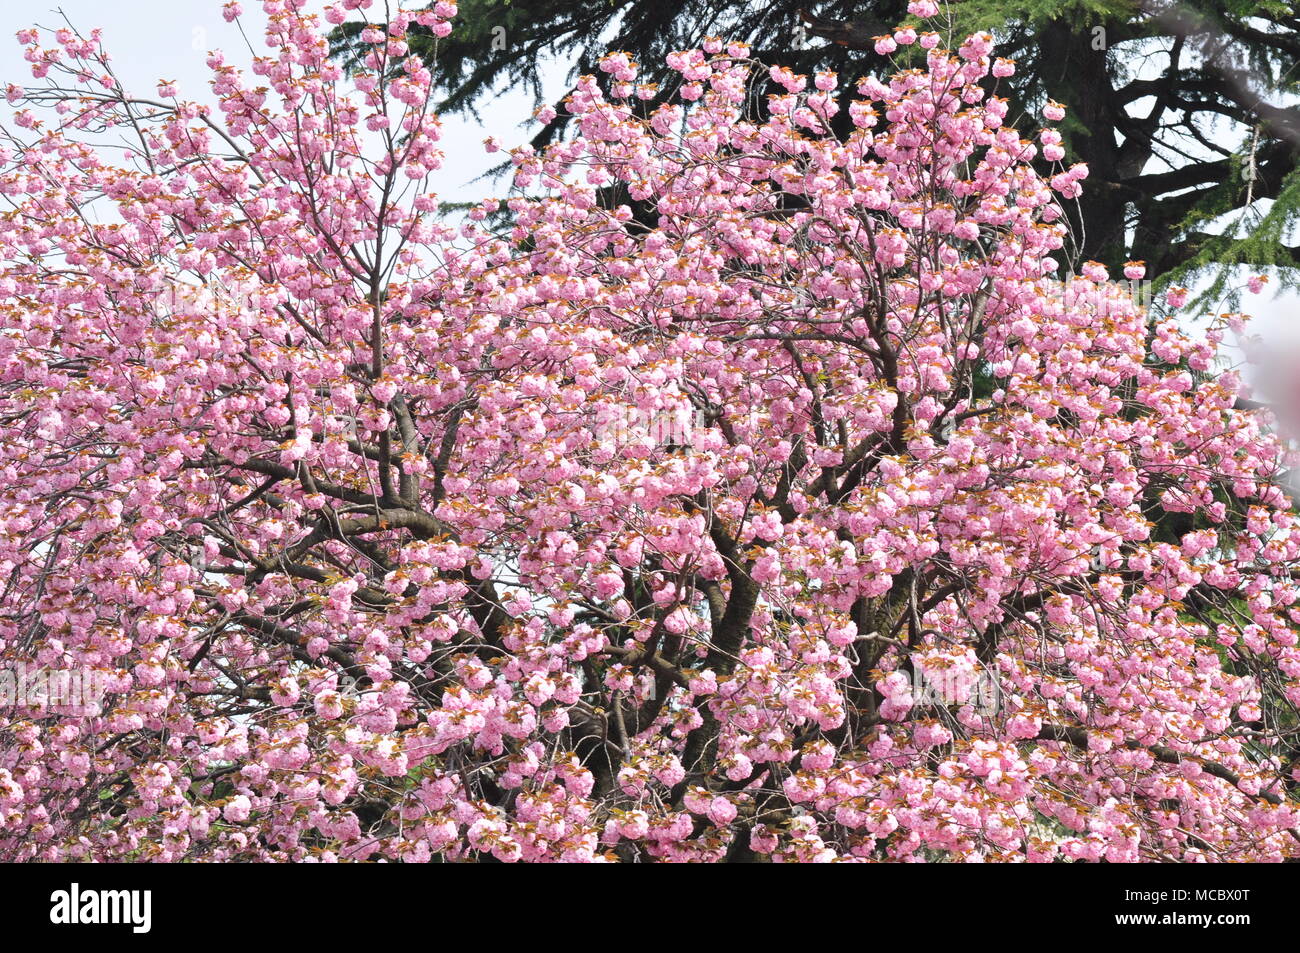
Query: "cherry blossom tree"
1 0 1298 862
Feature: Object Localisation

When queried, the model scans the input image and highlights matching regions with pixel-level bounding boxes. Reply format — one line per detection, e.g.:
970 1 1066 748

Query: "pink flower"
314 690 345 720
1081 260 1108 282
707 797 737 826
224 795 252 823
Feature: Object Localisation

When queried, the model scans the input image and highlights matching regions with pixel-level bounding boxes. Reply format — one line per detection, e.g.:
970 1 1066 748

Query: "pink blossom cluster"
0 1 1297 862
